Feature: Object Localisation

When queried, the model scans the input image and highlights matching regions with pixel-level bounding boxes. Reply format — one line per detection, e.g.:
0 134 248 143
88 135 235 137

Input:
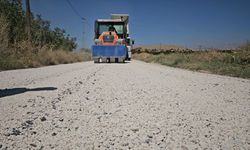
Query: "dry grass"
35 50 90 66
133 50 250 78
0 43 91 70
0 14 9 54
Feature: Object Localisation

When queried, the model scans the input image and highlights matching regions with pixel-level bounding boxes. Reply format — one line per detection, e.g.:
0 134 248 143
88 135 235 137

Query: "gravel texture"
0 60 249 149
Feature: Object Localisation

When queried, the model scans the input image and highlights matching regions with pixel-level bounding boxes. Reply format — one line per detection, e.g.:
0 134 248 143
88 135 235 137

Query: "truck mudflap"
92 45 127 59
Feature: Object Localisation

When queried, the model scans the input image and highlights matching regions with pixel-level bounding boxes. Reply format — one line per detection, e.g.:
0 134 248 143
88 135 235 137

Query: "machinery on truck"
92 14 134 63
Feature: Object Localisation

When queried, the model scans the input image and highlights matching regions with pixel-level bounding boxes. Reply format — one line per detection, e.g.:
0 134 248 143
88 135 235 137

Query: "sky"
25 0 250 49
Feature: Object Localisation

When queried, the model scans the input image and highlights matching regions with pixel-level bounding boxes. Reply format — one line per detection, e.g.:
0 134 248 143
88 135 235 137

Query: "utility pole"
82 20 85 48
82 17 86 48
199 45 202 51
25 0 31 43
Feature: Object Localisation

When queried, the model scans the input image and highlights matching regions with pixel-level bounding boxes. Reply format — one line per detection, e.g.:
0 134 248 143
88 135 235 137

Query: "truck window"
113 25 123 34
98 23 124 35
99 24 109 34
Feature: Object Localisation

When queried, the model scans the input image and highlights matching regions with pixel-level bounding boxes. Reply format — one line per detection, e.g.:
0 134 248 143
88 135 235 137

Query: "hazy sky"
26 0 250 48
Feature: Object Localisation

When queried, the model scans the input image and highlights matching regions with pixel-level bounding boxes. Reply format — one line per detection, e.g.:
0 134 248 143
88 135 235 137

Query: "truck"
91 14 134 63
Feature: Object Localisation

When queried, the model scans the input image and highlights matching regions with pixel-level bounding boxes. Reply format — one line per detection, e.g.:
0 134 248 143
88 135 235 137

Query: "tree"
0 0 77 51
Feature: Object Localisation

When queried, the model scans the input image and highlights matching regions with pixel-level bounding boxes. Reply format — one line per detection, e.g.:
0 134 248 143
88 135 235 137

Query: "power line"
65 0 91 27
65 0 92 48
65 0 85 21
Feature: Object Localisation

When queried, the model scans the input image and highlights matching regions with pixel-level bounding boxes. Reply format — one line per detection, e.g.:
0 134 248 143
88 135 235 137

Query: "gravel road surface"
0 60 249 149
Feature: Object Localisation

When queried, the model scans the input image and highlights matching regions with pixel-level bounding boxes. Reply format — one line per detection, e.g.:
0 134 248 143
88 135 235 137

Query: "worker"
108 26 117 34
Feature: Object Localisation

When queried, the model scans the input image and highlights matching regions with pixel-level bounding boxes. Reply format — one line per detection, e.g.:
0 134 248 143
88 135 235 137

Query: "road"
0 60 249 149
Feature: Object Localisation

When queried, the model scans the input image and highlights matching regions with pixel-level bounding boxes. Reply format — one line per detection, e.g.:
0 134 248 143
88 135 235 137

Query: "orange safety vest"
98 31 118 45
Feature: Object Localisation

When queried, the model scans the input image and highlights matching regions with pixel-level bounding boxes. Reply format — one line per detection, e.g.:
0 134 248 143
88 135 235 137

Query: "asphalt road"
0 60 249 149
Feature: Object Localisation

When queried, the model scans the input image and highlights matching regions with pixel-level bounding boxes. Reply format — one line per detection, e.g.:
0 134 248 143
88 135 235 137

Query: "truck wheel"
94 59 99 63
115 58 118 63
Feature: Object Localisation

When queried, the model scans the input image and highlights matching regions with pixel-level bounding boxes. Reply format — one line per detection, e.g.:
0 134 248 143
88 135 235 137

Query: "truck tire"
94 59 99 63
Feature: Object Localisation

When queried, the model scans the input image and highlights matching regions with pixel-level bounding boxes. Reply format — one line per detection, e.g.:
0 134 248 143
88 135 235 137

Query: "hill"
134 44 184 50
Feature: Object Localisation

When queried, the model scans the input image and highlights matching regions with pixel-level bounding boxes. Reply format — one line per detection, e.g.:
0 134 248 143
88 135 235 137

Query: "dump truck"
91 14 134 63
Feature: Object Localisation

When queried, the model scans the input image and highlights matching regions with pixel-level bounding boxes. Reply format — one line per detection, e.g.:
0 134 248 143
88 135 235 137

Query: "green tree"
0 0 77 51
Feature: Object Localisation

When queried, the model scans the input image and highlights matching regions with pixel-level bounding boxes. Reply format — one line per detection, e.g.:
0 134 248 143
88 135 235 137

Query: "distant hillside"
132 44 192 54
132 44 240 53
134 44 184 50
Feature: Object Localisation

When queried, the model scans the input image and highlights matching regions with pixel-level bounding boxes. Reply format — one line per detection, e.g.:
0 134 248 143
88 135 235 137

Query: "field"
132 45 250 78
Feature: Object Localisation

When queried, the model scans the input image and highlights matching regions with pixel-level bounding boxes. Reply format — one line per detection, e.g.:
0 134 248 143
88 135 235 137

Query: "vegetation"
0 0 90 70
133 43 250 78
0 48 91 70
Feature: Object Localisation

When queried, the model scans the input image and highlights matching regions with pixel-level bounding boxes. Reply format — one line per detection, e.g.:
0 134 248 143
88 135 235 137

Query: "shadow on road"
0 87 57 98
94 61 131 64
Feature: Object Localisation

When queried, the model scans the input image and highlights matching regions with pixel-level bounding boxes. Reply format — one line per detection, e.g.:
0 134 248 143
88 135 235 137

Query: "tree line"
0 0 77 53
